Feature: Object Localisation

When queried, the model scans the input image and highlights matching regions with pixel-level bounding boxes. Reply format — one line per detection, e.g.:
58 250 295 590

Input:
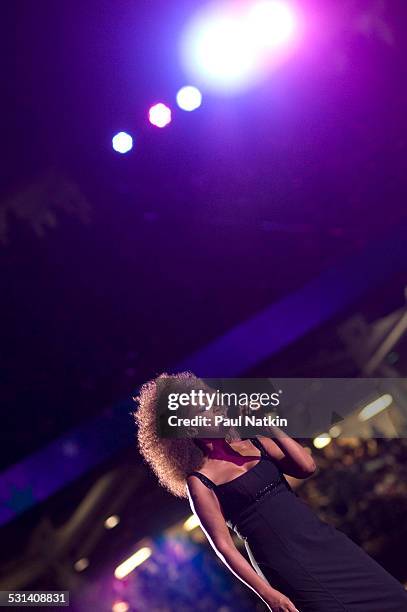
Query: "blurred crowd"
298 438 407 557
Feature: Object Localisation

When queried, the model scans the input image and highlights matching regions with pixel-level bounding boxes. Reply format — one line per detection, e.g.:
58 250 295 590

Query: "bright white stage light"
248 1 296 48
358 394 393 422
114 546 152 579
112 132 133 154
148 103 172 128
183 514 200 531
313 434 332 449
181 7 261 94
180 1 298 94
176 86 202 111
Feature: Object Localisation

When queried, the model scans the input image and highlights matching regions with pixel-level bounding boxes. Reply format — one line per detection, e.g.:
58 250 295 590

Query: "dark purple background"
2 0 407 469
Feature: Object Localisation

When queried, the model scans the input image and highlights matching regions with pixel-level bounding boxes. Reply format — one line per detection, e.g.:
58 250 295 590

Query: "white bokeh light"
176 86 203 111
248 1 296 48
112 132 133 154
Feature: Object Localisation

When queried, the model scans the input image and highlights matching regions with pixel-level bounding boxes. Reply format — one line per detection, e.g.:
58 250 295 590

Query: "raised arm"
257 432 317 479
186 475 299 612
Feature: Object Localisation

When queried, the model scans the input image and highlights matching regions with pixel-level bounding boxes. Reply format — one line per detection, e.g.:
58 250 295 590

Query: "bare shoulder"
185 475 235 552
186 472 203 491
186 473 216 498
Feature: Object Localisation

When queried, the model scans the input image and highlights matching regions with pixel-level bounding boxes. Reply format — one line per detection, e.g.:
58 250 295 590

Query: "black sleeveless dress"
188 437 407 612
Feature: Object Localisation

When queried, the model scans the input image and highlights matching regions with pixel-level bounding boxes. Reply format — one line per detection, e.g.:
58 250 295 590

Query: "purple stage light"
181 7 260 94
148 103 172 128
180 0 299 94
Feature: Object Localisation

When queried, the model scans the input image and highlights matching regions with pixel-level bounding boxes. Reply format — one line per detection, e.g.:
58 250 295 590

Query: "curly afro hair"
133 371 208 498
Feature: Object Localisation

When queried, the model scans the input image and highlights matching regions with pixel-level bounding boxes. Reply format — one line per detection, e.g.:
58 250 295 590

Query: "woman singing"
134 372 407 612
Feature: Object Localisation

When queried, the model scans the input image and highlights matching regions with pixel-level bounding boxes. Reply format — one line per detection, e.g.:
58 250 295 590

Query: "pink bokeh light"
148 103 172 128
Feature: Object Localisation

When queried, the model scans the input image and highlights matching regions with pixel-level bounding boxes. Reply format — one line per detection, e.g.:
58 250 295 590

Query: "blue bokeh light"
112 132 133 154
